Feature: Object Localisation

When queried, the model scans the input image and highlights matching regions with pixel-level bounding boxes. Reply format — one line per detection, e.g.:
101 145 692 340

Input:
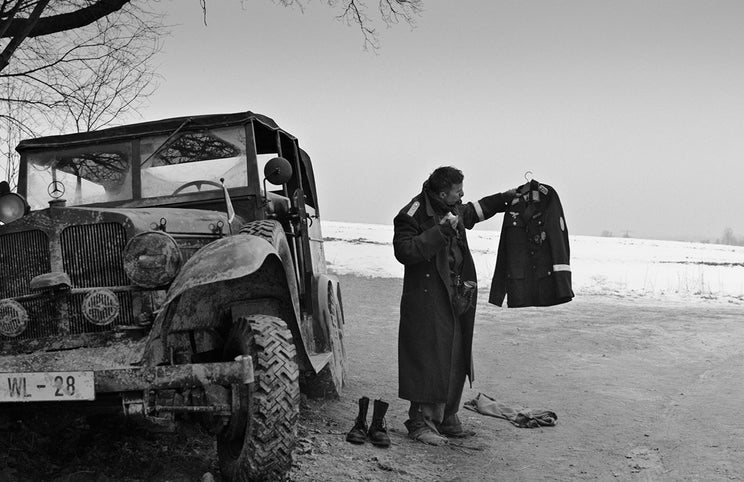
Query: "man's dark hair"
425 166 464 194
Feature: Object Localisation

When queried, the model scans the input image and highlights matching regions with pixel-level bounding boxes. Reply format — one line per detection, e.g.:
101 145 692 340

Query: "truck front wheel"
217 315 300 481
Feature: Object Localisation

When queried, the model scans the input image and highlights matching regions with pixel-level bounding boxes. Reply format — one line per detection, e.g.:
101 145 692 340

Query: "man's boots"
368 399 391 447
345 396 369 444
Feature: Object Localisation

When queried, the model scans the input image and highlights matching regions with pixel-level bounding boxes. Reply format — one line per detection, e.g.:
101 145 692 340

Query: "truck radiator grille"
0 230 50 298
0 230 54 341
61 223 134 332
17 299 57 339
61 223 129 287
1 224 137 342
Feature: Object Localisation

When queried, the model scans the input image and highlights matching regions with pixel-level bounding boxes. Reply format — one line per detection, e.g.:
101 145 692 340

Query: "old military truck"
0 111 346 481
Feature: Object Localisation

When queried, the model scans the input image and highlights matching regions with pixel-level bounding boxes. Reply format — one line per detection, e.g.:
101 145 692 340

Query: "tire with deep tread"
217 315 300 482
240 220 295 281
239 220 284 245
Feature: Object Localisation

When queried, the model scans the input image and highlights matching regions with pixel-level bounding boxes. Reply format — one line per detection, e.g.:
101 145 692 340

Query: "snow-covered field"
322 221 744 305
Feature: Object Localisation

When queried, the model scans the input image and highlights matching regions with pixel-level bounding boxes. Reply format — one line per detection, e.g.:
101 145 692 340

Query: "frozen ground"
323 221 744 305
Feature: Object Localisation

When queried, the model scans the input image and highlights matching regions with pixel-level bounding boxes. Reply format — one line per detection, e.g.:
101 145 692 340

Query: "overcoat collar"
423 189 437 218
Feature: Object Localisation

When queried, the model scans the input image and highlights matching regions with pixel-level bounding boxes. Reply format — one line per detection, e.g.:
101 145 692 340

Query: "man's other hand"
440 212 459 229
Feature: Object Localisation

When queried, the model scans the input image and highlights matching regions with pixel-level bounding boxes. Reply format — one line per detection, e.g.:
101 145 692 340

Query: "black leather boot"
345 396 369 444
368 399 391 447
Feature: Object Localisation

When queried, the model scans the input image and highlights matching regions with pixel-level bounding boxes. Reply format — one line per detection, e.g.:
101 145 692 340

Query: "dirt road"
2 275 743 481
291 275 744 482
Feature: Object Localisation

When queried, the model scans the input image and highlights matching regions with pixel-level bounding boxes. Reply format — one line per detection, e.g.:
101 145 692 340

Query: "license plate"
0 371 95 402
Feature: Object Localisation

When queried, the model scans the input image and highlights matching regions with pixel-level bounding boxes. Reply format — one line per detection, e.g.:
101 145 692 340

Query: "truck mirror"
264 157 292 185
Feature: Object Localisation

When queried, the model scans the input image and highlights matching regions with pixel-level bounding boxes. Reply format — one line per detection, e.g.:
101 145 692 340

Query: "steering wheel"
172 180 223 195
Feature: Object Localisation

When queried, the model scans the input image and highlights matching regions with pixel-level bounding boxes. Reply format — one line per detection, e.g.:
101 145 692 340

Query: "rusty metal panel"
0 334 147 372
171 235 215 264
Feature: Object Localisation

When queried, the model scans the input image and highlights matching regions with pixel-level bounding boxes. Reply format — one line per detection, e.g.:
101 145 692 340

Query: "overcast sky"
142 0 744 242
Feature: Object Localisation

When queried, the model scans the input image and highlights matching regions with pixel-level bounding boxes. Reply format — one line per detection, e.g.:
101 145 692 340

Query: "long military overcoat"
393 190 510 402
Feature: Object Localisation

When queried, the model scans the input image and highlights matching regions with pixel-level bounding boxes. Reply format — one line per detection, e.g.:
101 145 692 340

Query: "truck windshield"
26 142 133 210
139 127 248 197
24 126 250 209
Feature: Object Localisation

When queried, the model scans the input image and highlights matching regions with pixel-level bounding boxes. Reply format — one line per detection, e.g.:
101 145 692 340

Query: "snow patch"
322 221 744 305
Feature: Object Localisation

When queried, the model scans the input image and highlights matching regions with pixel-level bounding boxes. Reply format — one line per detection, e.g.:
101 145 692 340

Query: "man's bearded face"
440 183 464 207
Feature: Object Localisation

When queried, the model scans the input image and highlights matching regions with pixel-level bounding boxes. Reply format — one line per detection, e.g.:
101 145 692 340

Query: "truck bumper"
95 356 254 393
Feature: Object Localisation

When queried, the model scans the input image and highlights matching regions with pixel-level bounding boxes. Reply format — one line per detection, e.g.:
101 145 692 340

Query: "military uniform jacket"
394 189 510 403
489 180 573 308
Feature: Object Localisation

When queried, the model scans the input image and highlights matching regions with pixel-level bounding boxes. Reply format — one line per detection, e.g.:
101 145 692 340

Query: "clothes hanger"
518 170 533 196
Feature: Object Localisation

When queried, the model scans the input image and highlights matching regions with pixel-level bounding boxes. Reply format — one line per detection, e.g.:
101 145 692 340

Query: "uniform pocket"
536 270 556 305
506 266 528 307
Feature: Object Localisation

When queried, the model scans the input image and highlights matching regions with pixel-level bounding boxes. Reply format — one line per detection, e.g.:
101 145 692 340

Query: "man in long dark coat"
393 166 515 444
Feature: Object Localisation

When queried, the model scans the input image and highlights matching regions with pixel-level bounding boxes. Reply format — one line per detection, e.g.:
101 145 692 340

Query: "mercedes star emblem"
47 180 65 199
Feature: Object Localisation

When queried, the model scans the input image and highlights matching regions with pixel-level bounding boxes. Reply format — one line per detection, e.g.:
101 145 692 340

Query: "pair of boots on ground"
346 397 390 447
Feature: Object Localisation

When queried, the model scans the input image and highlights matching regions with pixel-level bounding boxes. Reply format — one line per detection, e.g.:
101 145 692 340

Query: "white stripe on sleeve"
553 264 571 272
473 200 485 221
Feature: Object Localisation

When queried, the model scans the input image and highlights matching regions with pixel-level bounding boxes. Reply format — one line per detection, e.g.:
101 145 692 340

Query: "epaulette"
406 200 420 217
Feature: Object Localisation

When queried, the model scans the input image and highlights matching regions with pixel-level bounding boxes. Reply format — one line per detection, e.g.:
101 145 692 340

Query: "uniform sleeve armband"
473 200 485 221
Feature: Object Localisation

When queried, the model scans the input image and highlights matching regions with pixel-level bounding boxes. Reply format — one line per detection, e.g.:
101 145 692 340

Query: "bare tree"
1 0 421 186
337 0 423 49
239 0 422 50
0 1 165 188
0 0 133 73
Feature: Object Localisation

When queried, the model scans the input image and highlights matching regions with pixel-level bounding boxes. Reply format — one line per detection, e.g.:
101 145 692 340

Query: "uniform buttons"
425 273 430 278
513 222 517 226
423 289 428 293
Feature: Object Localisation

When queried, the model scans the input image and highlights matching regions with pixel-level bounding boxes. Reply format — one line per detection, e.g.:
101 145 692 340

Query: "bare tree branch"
1 0 130 38
0 1 164 188
0 0 48 71
236 0 422 50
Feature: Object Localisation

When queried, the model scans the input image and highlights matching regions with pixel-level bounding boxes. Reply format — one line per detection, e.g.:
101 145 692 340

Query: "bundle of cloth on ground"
464 393 557 428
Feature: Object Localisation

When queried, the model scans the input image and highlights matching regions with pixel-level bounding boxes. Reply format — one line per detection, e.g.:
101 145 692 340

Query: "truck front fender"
164 234 277 306
141 233 306 369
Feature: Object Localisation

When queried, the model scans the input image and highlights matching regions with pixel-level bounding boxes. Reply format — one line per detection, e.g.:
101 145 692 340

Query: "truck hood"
0 205 230 236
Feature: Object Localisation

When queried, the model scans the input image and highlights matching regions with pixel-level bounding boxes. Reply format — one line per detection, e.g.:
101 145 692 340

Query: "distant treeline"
600 230 631 238
601 228 744 246
708 227 744 246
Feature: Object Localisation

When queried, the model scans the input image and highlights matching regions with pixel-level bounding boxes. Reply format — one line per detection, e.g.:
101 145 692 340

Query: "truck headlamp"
123 231 182 288
0 193 28 224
